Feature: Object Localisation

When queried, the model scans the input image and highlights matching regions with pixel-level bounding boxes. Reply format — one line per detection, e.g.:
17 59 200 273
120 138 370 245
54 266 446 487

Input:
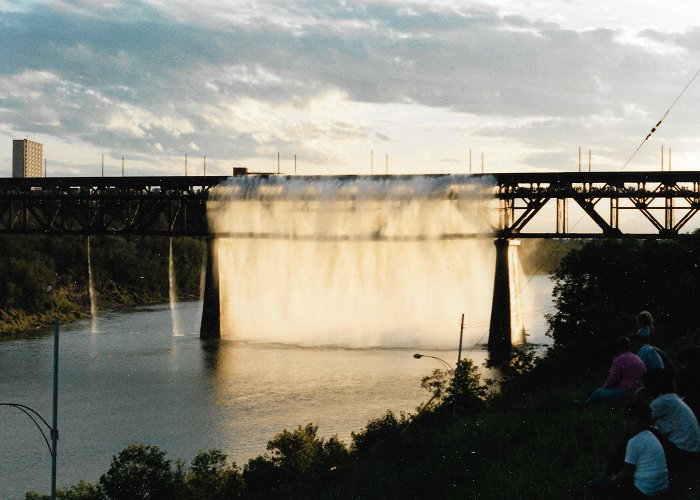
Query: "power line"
622 67 700 170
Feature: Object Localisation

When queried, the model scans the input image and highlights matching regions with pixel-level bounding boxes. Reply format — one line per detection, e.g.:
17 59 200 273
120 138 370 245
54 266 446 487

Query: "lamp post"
1 319 59 500
413 353 453 372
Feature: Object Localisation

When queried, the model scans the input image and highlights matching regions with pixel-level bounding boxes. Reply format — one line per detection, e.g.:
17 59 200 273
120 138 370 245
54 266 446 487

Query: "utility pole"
50 319 59 500
578 146 581 173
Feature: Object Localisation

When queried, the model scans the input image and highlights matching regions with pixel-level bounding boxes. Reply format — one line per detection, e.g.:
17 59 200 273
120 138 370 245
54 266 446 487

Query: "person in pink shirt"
585 337 647 403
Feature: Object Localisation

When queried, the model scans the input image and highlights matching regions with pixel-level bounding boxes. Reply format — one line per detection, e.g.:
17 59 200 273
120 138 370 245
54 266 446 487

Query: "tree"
98 444 182 500
547 233 700 363
183 449 244 499
420 358 488 412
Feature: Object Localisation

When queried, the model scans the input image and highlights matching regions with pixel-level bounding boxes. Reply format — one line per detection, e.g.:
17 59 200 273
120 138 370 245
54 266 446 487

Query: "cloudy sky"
2 0 700 177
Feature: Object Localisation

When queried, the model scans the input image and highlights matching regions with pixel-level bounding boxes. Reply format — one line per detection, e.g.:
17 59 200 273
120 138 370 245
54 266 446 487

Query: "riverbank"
0 234 205 339
0 289 201 339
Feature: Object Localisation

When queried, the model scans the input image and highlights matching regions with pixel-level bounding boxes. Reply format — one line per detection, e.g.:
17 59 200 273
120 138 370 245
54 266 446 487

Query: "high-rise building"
12 139 43 178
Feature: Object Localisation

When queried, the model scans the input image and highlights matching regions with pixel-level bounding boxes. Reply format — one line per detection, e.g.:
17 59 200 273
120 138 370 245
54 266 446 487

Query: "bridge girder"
0 172 699 238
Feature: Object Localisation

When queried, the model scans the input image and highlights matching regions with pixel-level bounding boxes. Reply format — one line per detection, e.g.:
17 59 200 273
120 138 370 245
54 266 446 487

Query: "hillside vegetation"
0 235 205 336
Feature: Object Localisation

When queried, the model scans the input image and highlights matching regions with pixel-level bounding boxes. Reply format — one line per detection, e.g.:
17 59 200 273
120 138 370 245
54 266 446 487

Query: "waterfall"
169 237 181 336
87 236 98 333
508 240 527 345
207 175 502 349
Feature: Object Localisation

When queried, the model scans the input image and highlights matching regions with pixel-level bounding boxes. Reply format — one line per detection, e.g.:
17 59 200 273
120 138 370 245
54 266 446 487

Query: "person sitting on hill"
676 345 700 420
643 368 700 462
636 311 654 343
585 402 668 499
585 337 646 403
630 334 664 371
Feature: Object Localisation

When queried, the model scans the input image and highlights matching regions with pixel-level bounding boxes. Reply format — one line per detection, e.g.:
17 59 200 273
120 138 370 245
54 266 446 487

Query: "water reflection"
0 276 553 499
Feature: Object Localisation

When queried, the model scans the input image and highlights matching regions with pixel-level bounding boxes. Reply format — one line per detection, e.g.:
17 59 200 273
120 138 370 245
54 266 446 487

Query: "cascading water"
169 237 181 336
87 236 98 333
197 248 207 328
508 240 527 345
208 175 510 349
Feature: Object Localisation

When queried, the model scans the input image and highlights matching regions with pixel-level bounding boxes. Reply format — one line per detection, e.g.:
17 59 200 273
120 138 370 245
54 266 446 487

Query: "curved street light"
1 319 59 500
413 353 453 372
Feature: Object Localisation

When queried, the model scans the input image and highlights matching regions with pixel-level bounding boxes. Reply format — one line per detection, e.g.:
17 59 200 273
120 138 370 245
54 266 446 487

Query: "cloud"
1 1 699 174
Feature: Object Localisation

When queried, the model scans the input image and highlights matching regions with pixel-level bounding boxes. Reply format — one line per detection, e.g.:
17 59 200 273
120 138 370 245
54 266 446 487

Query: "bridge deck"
0 172 698 237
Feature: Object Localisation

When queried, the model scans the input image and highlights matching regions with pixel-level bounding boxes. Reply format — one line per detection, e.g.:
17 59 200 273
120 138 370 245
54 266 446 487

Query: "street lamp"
0 319 59 500
413 353 453 372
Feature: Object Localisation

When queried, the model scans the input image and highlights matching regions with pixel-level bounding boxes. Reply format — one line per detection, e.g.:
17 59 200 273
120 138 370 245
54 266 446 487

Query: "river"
0 275 553 498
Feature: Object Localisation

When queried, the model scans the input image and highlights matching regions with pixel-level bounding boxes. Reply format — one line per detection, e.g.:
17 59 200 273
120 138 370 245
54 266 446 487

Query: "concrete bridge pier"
199 237 220 339
487 238 512 353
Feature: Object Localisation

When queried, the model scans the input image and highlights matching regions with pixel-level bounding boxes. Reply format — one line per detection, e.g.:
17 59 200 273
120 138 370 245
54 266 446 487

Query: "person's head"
624 401 652 435
629 333 648 352
642 368 675 397
637 311 654 329
615 336 632 354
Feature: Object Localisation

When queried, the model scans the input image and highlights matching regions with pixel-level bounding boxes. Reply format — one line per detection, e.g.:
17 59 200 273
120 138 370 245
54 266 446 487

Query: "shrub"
183 449 244 499
420 358 488 412
98 444 182 500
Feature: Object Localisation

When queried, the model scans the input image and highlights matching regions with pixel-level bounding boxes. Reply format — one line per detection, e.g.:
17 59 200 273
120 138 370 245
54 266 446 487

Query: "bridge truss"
488 171 700 239
0 176 228 236
0 172 699 238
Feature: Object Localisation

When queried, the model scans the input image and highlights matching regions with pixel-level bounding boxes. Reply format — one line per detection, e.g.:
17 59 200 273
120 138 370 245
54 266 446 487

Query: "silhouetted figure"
585 402 668 499
585 337 646 403
643 368 700 463
636 311 654 343
629 334 663 371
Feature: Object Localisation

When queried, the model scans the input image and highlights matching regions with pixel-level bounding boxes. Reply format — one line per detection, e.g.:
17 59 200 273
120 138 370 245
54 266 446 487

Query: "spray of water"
169 237 182 336
208 176 504 349
508 240 527 345
87 236 98 333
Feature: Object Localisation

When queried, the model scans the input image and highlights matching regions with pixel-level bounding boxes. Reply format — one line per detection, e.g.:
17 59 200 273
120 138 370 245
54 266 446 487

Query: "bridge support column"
200 237 220 339
488 238 512 353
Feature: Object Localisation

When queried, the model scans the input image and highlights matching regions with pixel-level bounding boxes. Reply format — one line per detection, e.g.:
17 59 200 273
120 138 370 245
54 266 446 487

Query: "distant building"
12 139 43 178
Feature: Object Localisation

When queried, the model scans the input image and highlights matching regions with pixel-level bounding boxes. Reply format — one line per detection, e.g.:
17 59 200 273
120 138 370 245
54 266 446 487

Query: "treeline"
548 232 700 363
0 235 205 336
24 232 700 498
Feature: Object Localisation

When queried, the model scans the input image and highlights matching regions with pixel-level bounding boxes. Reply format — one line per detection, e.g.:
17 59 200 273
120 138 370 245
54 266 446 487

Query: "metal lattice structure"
0 176 228 236
487 171 700 239
1 172 699 238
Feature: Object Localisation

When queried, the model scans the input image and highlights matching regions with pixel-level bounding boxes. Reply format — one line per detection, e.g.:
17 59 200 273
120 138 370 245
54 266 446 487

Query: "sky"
2 0 700 177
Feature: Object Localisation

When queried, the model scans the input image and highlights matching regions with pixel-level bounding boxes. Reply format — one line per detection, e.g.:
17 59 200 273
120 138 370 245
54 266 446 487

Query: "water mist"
208 176 508 349
169 237 181 336
87 236 98 333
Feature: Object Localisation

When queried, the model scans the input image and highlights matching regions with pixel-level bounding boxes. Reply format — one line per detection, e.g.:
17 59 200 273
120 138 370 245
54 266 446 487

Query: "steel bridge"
2 171 699 353
1 171 699 238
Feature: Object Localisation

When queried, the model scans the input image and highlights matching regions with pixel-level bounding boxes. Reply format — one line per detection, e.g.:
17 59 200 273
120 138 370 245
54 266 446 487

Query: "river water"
0 275 553 498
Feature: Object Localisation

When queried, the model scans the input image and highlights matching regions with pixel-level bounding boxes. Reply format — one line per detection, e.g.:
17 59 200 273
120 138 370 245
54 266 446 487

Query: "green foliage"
0 235 205 335
183 449 244 500
350 410 408 455
242 455 284 496
98 444 183 500
547 232 700 363
242 423 349 497
266 423 348 479
420 358 489 411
